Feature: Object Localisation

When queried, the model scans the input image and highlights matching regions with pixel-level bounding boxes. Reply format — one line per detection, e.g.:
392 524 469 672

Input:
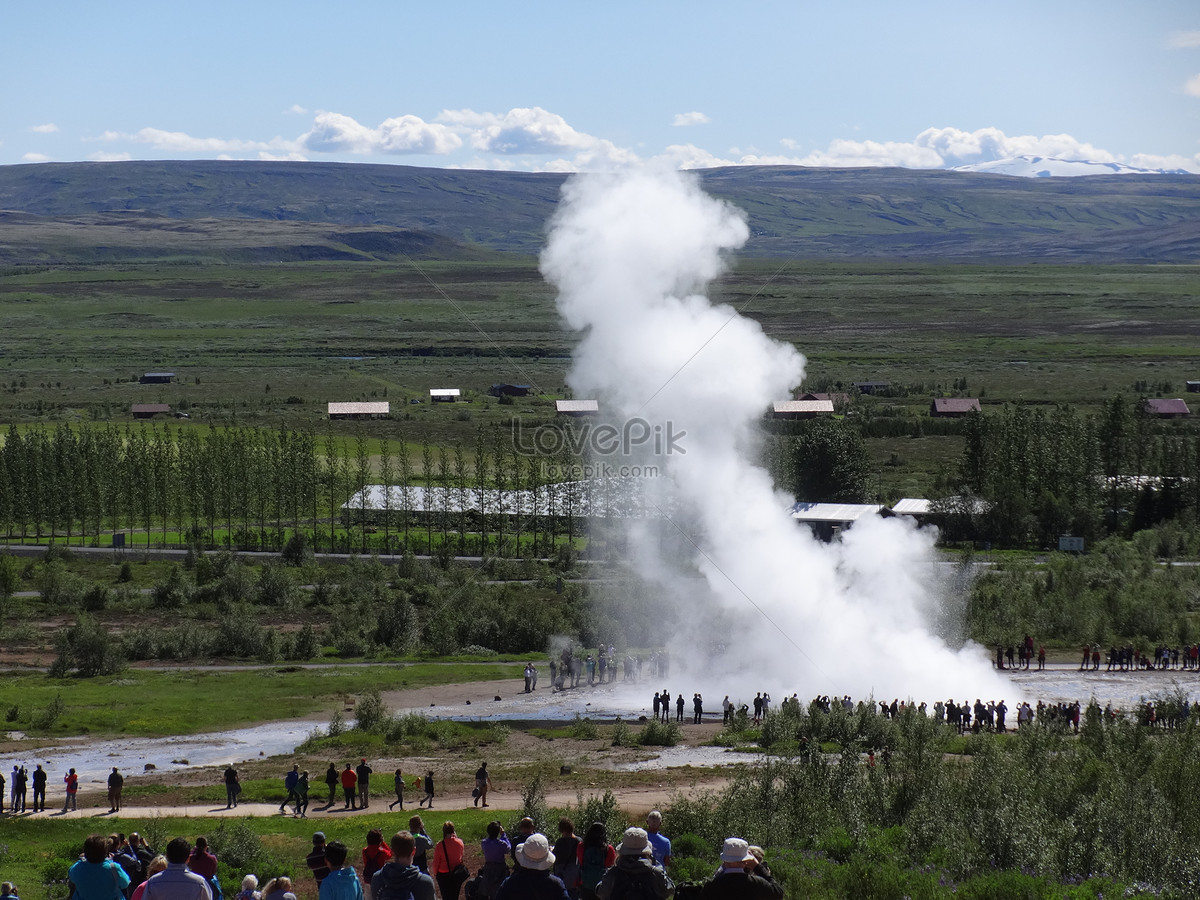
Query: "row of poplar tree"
953 396 1200 548
0 423 593 555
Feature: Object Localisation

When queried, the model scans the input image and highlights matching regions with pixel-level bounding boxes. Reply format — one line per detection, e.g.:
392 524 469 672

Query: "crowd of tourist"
12 808 784 900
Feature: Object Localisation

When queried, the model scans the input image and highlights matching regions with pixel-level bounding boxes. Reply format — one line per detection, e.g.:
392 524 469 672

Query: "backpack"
610 871 659 900
552 836 581 888
579 845 608 893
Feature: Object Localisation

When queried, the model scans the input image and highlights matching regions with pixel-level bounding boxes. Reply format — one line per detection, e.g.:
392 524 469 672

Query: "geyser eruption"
540 167 1011 705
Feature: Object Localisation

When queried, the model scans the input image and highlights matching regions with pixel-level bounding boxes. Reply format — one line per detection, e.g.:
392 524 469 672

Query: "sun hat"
719 837 754 864
515 833 555 871
617 827 651 856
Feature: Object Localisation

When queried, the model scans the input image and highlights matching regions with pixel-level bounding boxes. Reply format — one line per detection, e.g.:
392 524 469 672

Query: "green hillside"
0 160 1196 263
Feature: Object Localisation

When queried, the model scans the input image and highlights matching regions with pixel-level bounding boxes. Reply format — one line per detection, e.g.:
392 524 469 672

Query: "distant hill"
0 160 1197 263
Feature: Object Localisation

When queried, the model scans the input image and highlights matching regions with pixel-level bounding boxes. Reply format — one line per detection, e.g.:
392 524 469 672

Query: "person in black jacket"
698 838 782 900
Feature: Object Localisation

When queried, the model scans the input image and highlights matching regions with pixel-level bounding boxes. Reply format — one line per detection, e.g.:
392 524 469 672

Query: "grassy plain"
3 260 1198 499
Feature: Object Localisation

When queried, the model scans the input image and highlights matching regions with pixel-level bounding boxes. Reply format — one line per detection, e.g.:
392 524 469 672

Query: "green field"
3 260 1198 502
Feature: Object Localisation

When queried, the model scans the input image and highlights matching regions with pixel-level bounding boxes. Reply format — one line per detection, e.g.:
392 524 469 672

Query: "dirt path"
3 779 730 822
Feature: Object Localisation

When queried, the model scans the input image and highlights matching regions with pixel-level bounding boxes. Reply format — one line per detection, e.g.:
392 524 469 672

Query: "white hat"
719 838 754 864
516 833 555 871
617 827 651 857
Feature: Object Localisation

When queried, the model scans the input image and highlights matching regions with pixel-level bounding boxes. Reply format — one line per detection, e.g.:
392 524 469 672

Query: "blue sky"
6 0 1200 172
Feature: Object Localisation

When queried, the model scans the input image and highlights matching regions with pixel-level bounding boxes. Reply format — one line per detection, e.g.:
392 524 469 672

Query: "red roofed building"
1144 398 1190 418
931 398 981 417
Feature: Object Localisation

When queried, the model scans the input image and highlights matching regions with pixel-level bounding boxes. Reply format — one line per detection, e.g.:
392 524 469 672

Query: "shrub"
637 719 681 747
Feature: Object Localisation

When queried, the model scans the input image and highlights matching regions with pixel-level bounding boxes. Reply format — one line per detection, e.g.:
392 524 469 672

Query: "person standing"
356 759 372 809
644 811 671 871
473 762 492 808
722 696 732 726
108 768 124 813
187 838 220 900
295 770 310 818
306 833 331 890
324 763 338 806
693 694 703 725
479 821 511 897
431 821 467 900
594 829 672 900
70 834 131 900
281 764 301 815
143 838 212 900
340 764 358 810
17 766 30 813
418 771 434 809
222 764 239 809
697 838 783 899
319 842 363 900
8 766 17 812
495 834 569 900
388 769 404 811
361 829 392 896
370 832 434 900
577 823 615 900
408 816 434 875
63 768 79 812
551 818 581 899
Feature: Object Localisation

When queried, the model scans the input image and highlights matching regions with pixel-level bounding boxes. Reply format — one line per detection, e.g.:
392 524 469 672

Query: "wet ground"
3 663 1197 790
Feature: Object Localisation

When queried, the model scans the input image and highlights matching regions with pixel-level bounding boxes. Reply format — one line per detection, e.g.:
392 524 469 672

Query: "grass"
2 258 1197 501
0 663 524 738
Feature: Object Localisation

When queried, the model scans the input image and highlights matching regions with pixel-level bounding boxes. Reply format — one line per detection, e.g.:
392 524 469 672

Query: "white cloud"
300 111 461 155
21 152 51 162
286 104 308 115
654 143 737 169
96 127 298 156
88 151 132 162
436 108 502 129
471 106 597 154
30 123 59 134
1168 31 1200 49
1128 151 1200 173
671 112 710 127
1187 73 1200 97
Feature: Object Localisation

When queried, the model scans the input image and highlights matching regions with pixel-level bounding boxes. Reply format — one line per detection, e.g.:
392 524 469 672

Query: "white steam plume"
540 166 1012 707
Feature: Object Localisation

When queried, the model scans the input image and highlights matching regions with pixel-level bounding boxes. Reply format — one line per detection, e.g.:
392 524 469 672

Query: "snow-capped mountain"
953 155 1192 177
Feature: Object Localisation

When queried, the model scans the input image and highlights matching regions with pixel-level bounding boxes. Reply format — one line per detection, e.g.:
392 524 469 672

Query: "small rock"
465 700 471 705
144 763 156 771
493 695 502 701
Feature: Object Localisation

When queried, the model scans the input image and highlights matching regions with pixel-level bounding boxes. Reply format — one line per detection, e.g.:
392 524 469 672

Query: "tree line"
953 396 1200 548
0 422 592 556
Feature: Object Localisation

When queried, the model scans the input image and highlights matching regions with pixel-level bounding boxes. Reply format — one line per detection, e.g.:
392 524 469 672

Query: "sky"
5 0 1200 173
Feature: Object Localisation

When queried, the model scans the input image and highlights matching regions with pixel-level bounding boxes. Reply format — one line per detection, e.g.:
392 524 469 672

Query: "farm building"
794 390 850 407
328 401 390 420
772 399 834 419
790 501 885 541
430 388 461 402
1144 398 1190 418
1187 381 1200 393
132 403 170 419
139 372 175 384
489 384 531 397
854 381 891 395
556 399 599 416
931 398 981 417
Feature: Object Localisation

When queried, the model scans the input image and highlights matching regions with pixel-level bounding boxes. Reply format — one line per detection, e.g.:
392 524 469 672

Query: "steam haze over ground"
540 168 1014 707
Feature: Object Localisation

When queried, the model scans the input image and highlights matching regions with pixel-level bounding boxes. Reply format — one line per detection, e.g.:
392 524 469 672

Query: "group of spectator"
301 808 782 899
63 832 229 900
0 764 102 815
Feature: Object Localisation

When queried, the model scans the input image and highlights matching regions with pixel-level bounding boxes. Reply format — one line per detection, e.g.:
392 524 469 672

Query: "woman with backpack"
360 829 392 899
576 823 616 900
